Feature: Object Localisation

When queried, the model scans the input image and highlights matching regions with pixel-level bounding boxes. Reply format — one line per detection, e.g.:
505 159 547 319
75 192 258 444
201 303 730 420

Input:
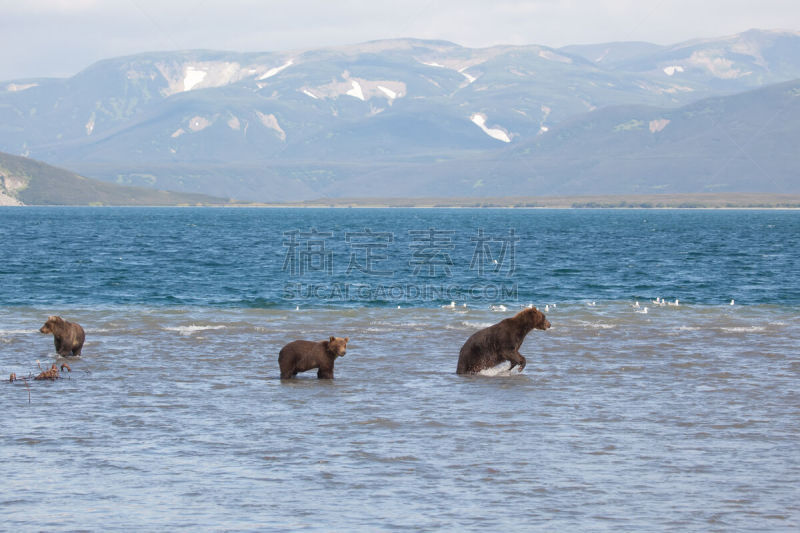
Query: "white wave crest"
576 320 616 330
462 321 494 329
164 324 227 336
478 362 519 377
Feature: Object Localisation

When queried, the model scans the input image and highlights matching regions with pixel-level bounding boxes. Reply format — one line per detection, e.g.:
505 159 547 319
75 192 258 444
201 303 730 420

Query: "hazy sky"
1 0 799 80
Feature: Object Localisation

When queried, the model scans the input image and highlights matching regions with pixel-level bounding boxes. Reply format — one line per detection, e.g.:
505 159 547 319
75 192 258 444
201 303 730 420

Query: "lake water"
1 208 798 531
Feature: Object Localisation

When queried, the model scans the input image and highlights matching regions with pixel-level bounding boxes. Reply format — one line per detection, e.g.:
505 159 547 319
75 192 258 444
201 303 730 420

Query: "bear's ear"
344 337 349 343
330 336 335 343
48 315 58 321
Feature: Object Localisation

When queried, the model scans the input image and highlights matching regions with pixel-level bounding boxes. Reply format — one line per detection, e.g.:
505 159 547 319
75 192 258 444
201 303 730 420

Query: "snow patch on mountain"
188 116 211 132
458 68 476 83
378 85 397 99
539 105 551 134
347 80 365 101
85 113 95 136
312 74 406 103
158 60 279 96
157 62 225 95
256 111 286 141
649 118 670 133
663 65 684 76
183 67 207 91
6 83 38 92
257 59 294 80
470 113 511 143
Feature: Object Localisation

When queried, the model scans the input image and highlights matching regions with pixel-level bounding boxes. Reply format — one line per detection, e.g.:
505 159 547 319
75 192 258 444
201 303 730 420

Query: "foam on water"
163 324 228 335
477 361 521 377
461 321 495 329
580 321 617 329
720 326 767 333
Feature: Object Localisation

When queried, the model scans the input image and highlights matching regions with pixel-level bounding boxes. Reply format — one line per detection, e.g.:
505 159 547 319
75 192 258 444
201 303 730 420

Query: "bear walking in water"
457 307 550 374
39 316 85 357
279 336 349 379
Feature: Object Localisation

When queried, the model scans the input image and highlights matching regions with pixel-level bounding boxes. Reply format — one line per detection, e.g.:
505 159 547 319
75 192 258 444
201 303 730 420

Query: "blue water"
0 207 798 307
2 208 799 531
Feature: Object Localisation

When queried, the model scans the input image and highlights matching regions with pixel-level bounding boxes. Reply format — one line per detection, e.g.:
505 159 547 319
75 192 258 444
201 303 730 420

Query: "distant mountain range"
1 29 798 201
0 151 230 205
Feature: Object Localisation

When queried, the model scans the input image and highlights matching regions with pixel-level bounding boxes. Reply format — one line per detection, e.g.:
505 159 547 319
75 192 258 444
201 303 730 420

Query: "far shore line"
3 193 800 210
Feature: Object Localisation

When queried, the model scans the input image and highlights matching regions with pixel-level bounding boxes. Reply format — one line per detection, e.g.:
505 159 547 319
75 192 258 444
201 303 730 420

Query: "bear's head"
517 307 551 330
39 315 63 334
327 336 349 357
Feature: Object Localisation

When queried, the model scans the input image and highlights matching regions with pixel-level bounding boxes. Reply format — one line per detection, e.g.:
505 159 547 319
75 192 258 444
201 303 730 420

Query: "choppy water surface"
1 208 799 531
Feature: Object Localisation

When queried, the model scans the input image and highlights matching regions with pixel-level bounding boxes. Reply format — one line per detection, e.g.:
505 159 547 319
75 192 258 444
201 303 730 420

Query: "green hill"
0 152 232 205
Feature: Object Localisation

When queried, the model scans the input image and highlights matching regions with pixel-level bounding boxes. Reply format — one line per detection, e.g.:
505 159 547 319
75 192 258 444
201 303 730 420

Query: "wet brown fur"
39 316 85 357
279 336 349 379
456 307 550 374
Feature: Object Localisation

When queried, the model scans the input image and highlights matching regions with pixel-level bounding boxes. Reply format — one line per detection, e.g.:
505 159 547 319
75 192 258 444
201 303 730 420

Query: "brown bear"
39 315 85 357
279 336 349 379
456 307 550 375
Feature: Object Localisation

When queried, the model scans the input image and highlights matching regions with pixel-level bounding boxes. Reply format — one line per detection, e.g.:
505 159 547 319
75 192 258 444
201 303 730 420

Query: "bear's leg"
54 338 72 357
317 368 333 379
506 350 526 372
278 355 294 379
72 345 82 356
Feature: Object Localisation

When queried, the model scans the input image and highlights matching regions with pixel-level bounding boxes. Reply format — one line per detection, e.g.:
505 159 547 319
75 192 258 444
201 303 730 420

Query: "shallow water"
1 208 799 530
2 303 798 531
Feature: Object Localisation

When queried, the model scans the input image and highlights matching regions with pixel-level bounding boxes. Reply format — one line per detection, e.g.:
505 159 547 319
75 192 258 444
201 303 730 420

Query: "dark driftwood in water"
7 362 72 404
33 362 71 380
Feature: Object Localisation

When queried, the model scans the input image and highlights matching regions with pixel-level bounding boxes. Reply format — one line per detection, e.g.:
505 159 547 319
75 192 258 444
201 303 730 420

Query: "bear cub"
279 336 349 379
39 315 86 357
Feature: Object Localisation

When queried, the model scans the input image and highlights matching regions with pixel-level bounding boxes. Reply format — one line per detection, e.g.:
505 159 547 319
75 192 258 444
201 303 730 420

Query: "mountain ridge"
1 29 799 200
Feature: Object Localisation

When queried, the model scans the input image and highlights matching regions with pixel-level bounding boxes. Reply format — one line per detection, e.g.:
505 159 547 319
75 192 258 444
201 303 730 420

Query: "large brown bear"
39 315 85 357
457 307 550 374
279 336 349 379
